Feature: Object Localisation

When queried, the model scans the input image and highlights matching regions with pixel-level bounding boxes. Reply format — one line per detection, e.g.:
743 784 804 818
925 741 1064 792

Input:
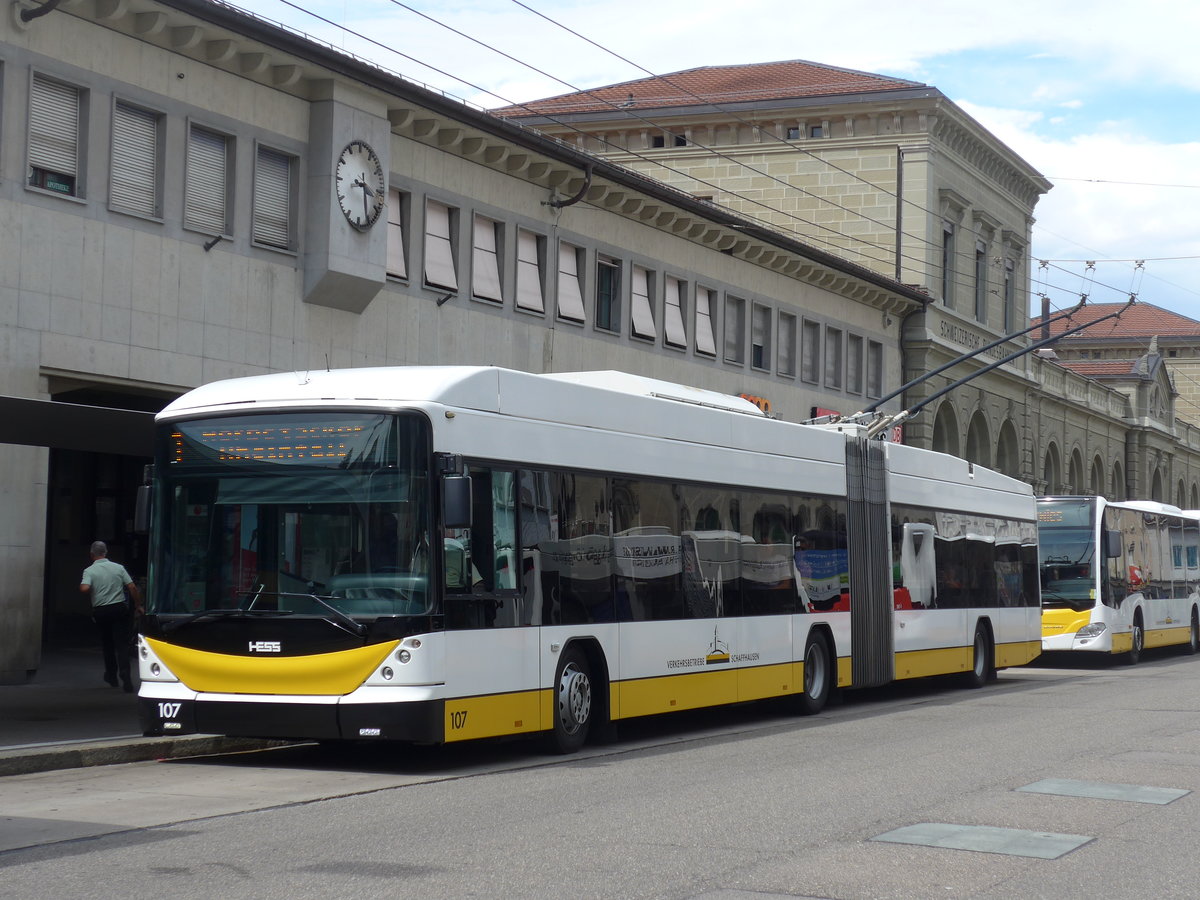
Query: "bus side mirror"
442 475 472 529
1105 530 1122 559
133 464 153 535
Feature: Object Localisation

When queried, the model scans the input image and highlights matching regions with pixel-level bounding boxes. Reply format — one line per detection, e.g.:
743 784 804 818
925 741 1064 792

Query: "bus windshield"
1037 499 1098 610
149 411 433 619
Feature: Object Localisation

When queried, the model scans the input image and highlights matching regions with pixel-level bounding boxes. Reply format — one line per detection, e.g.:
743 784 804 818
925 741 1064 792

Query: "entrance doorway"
41 387 168 645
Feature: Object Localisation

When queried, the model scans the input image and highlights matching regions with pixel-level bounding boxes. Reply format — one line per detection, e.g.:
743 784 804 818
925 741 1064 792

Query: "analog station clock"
335 139 385 230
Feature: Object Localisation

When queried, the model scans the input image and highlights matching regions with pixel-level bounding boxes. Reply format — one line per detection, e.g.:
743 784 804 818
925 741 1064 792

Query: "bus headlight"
1077 623 1107 638
381 667 394 680
396 649 411 664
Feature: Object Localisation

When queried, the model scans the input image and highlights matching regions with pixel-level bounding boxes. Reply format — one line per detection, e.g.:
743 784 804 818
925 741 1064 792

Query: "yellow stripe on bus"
995 640 1042 668
894 645 972 680
614 659 842 721
146 637 398 695
1146 625 1191 649
616 668 740 719
443 689 548 742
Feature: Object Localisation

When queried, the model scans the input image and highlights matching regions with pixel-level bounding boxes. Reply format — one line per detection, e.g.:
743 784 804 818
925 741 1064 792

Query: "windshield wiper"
281 591 368 637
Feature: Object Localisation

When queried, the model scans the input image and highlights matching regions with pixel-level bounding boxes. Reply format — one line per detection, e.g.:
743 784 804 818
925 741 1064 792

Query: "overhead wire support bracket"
854 296 1089 418
865 298 1136 439
545 163 592 209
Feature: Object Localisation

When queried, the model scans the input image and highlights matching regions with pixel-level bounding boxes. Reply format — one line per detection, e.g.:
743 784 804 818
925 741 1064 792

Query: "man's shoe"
104 673 118 687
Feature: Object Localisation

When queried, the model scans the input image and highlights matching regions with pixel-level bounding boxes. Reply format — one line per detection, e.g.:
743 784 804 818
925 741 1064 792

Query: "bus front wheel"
1126 615 1144 665
549 647 593 754
1189 609 1199 655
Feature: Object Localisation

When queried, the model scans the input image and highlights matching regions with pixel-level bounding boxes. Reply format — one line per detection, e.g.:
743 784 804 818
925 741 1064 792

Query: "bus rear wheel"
549 647 593 754
962 625 993 689
796 632 832 716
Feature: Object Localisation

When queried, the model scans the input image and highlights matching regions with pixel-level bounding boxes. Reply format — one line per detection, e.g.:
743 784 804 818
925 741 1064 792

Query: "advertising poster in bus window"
795 543 848 610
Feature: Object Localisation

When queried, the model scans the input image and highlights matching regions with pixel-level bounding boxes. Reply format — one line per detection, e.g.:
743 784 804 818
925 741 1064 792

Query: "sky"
232 0 1200 320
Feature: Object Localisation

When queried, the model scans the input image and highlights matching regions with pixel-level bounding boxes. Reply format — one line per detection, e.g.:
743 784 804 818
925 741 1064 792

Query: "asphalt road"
4 651 1200 899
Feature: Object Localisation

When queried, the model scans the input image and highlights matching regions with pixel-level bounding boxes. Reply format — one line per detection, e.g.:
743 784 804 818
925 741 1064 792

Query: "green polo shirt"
82 558 132 609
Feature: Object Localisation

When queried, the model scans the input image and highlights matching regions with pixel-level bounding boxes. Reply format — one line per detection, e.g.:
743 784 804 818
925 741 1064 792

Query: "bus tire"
549 646 593 754
1126 613 1144 665
1189 608 1200 655
962 624 993 689
796 631 832 716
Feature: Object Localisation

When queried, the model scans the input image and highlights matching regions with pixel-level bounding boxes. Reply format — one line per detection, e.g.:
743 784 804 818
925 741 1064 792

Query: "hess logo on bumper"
248 641 282 653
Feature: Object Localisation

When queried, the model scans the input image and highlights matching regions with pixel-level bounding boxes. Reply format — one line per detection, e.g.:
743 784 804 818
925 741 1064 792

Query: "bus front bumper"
138 689 445 743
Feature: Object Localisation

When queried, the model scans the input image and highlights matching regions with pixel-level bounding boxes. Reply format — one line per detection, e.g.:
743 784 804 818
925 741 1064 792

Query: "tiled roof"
493 60 926 117
1056 359 1140 377
1033 302 1200 339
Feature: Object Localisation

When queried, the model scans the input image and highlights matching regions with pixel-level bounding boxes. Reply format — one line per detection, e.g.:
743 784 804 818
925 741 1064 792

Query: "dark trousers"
93 603 132 686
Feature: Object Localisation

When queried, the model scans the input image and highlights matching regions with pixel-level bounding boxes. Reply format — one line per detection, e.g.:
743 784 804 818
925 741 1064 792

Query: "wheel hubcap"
558 663 591 735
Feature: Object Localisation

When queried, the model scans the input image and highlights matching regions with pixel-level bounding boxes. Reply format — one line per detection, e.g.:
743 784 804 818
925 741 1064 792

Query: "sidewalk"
0 645 272 777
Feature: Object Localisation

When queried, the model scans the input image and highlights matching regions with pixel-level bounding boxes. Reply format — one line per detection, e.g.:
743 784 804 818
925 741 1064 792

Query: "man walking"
80 541 142 693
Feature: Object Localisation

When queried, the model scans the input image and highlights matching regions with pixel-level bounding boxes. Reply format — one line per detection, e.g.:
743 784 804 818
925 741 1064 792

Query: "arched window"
932 403 961 458
1068 449 1085 494
995 421 1020 478
965 412 991 468
1043 443 1062 494
1090 456 1105 496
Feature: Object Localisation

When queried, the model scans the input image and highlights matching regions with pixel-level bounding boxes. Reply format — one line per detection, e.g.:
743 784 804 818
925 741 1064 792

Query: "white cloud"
961 101 1200 311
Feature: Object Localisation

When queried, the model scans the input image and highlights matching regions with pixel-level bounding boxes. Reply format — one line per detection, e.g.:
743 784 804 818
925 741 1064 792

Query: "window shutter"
471 215 502 301
664 277 686 348
253 146 292 249
29 74 79 180
111 102 158 216
515 229 544 312
556 243 584 321
424 200 458 290
631 266 655 338
185 126 228 234
386 188 407 279
695 288 716 355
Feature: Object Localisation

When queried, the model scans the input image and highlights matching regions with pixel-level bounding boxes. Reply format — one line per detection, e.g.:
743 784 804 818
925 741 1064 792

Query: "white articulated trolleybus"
1038 496 1200 662
137 366 1041 752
